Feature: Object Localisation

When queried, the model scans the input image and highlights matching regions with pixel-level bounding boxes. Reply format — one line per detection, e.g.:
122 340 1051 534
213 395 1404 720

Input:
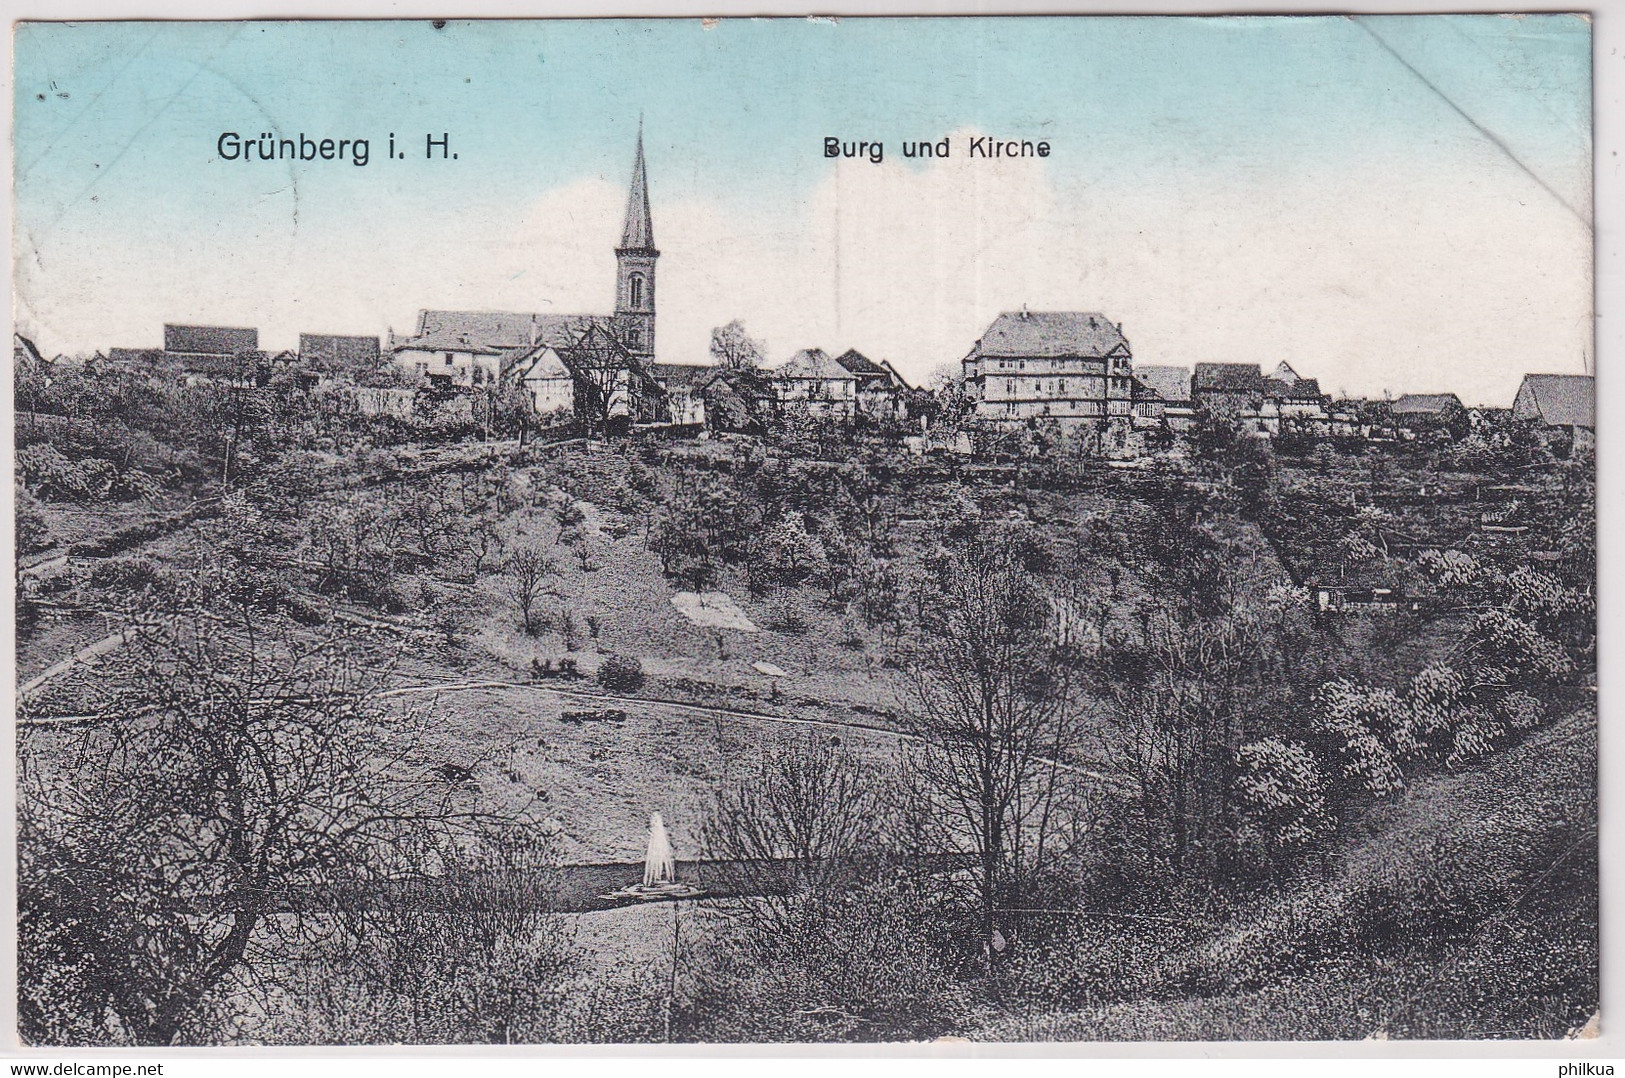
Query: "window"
628 274 645 309
1059 380 1067 393
444 353 454 365
627 326 642 348
1006 378 1015 394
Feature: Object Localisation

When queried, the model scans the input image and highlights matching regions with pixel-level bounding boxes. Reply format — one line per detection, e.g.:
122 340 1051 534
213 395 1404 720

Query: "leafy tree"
709 319 766 371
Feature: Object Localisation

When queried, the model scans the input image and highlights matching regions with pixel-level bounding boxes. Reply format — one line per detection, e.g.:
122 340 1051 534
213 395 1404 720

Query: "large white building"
961 311 1134 424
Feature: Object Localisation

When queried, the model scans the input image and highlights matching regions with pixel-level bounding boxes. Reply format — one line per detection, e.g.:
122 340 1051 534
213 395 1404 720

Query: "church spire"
619 122 655 252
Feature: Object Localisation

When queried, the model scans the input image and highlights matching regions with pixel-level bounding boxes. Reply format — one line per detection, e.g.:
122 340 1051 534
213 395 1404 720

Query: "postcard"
11 15 1595 1047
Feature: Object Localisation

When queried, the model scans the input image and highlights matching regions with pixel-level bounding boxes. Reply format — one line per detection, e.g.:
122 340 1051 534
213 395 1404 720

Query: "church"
389 128 669 430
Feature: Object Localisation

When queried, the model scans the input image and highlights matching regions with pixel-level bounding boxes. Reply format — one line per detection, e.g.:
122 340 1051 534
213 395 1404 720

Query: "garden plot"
671 591 759 632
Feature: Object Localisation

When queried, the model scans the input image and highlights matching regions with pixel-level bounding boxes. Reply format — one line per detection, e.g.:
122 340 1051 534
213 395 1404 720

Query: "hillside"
978 705 1598 1041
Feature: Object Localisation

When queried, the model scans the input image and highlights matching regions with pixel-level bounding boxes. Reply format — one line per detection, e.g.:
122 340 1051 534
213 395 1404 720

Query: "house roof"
975 311 1129 359
1391 393 1463 414
1266 377 1323 401
14 333 44 366
1268 360 1302 383
1131 379 1163 402
1513 373 1594 429
831 348 889 379
652 362 717 390
773 348 857 380
410 310 603 352
299 333 380 369
164 324 258 356
1192 362 1265 394
503 344 570 381
395 329 506 356
1136 365 1191 402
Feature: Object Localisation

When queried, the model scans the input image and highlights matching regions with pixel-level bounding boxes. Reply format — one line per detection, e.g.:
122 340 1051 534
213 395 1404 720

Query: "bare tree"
505 544 556 636
16 613 511 1046
895 527 1078 970
701 734 890 928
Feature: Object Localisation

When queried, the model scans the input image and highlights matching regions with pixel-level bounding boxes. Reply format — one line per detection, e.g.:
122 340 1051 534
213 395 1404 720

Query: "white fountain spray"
643 811 676 888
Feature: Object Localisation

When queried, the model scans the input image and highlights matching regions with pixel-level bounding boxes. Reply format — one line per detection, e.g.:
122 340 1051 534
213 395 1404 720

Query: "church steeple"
614 123 658 358
619 125 655 253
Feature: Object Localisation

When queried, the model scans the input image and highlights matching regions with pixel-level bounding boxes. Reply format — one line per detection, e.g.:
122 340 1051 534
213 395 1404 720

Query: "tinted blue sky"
12 16 1593 402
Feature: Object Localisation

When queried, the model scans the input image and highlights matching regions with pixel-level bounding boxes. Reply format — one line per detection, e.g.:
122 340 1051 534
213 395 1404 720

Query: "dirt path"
23 675 1129 791
18 621 144 700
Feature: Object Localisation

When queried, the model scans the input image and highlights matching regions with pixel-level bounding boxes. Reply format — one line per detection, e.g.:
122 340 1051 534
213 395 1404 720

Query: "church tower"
614 126 658 359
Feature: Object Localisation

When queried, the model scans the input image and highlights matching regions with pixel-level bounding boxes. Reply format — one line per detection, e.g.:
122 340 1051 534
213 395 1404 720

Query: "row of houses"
101 324 383 388
958 308 1594 449
394 307 917 431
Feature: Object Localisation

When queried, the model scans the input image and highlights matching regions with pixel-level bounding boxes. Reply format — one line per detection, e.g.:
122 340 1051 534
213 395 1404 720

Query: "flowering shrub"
1234 738 1333 862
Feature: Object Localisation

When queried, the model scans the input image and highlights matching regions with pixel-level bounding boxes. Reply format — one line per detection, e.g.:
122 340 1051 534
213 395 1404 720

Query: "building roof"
14 332 44 366
831 348 889 379
773 348 858 381
164 324 258 356
1268 360 1302 383
619 127 656 252
407 311 603 353
1513 373 1594 429
1136 364 1191 403
1390 393 1463 414
1192 362 1265 394
651 362 717 390
396 329 506 356
299 333 380 370
975 311 1129 359
1266 376 1323 401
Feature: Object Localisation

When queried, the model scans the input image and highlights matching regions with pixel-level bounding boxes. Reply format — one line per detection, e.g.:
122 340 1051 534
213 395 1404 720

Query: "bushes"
597 653 644 693
16 489 52 555
1233 738 1333 869
683 882 971 1042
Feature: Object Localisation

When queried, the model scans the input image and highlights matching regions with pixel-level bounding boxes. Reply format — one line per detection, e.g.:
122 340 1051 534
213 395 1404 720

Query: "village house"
831 348 910 421
768 348 859 419
1191 362 1266 418
504 343 576 418
1512 373 1594 451
961 310 1134 426
651 363 713 426
1390 393 1466 439
1265 361 1328 424
1135 365 1197 432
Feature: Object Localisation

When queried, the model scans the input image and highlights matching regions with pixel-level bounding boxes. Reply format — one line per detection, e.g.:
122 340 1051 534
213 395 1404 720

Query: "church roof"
619 128 656 252
1513 373 1593 429
976 311 1129 359
406 310 603 353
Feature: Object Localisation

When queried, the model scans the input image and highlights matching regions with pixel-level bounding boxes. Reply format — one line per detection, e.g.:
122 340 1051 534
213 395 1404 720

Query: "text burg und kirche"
826 135 1051 165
